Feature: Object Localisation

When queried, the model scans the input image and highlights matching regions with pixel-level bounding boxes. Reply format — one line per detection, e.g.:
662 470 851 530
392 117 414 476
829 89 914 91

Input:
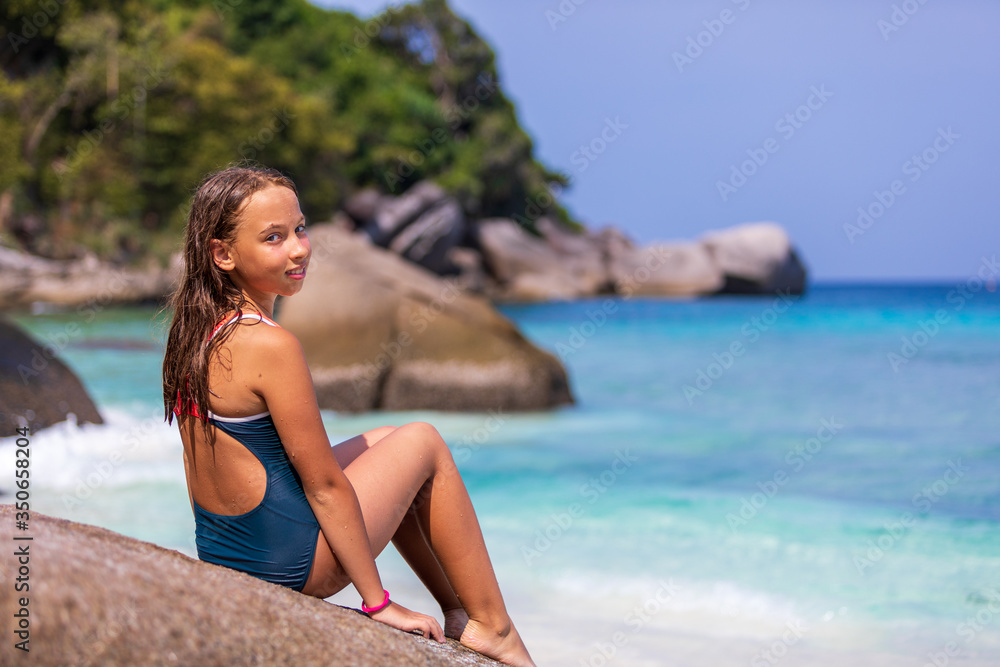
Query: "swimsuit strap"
209 311 279 341
175 311 280 419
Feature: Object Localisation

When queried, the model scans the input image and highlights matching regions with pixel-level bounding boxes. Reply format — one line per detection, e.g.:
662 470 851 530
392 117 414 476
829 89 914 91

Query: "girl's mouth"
286 266 307 279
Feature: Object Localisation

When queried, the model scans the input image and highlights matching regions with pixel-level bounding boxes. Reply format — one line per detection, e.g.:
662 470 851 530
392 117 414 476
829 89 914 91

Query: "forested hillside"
0 0 570 264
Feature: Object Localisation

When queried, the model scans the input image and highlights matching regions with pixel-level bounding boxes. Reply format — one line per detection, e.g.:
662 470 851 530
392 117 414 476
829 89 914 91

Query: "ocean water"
2 283 999 666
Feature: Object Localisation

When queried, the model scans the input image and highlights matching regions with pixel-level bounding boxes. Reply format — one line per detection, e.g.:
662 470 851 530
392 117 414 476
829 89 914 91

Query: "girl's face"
212 185 311 301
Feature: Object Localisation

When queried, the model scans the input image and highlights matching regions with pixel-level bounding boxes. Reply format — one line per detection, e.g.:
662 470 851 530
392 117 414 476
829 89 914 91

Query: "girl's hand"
368 601 445 643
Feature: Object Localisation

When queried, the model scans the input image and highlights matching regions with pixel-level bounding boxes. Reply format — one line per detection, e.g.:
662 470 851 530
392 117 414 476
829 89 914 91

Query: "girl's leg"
332 421 534 667
332 427 468 637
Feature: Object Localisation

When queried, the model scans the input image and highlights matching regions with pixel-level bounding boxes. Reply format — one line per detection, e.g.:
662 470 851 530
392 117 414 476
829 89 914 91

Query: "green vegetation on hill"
0 0 572 265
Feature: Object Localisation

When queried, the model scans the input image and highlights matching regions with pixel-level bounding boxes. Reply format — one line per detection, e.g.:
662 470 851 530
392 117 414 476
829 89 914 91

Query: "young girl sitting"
162 166 535 666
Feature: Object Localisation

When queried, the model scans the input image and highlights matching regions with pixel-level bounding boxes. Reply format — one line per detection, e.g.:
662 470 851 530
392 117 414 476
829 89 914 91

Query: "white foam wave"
0 406 184 495
543 570 807 640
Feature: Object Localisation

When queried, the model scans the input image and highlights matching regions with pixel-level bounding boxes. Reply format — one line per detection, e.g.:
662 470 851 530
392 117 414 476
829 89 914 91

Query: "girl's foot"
443 607 469 641
459 618 536 667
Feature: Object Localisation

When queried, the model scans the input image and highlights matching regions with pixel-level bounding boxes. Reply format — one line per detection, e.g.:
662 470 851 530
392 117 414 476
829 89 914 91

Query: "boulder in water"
0 318 103 437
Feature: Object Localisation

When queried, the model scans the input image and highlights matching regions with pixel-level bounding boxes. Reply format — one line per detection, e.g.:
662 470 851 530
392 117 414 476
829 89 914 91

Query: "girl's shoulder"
214 309 302 356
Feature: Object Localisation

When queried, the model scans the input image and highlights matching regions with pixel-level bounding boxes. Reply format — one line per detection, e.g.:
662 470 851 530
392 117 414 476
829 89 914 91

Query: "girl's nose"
290 234 310 260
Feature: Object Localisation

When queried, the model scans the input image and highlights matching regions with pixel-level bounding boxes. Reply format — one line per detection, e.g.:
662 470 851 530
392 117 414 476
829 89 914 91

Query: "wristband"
362 589 391 614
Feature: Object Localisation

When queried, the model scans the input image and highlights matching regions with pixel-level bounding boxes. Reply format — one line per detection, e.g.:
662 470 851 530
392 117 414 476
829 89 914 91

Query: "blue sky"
316 0 1000 281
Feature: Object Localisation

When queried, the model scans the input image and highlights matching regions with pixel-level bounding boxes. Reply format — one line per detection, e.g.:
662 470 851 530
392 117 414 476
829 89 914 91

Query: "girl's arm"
244 325 443 641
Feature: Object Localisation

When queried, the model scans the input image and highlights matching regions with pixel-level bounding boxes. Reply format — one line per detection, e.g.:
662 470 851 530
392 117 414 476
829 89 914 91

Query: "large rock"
277 224 573 412
0 506 503 666
700 222 807 294
389 199 467 274
0 318 103 437
364 181 449 246
344 184 808 302
608 242 724 297
0 245 181 309
358 182 468 276
476 218 607 301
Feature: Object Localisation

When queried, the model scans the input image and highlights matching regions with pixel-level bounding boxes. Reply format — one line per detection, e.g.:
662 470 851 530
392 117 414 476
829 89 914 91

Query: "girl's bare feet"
443 607 470 641
459 618 536 667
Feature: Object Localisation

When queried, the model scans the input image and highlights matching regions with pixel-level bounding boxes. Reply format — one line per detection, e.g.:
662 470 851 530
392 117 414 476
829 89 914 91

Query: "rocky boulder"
0 318 103 437
276 224 573 412
476 218 608 301
0 244 181 309
0 506 503 666
362 181 447 245
700 222 807 295
608 242 724 297
342 182 808 301
389 199 467 275
354 182 468 276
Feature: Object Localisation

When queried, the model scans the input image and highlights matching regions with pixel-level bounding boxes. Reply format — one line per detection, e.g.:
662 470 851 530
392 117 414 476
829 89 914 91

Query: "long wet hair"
162 165 297 443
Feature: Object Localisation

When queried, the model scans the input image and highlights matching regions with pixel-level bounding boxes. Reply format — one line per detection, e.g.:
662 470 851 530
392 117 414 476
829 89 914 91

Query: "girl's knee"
401 421 450 457
365 425 398 447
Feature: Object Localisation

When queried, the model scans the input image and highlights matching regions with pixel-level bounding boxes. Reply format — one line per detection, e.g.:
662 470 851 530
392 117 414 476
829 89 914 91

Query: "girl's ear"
210 238 236 272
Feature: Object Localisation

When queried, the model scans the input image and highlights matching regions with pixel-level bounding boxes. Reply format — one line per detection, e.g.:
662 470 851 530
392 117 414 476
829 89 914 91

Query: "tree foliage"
0 0 572 264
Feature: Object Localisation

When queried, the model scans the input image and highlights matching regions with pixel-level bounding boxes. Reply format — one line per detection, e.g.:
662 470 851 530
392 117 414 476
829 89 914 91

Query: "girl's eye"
296 224 307 234
266 234 281 243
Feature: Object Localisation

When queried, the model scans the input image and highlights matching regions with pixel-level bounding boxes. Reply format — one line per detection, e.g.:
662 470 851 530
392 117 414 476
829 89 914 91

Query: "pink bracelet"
362 589 391 614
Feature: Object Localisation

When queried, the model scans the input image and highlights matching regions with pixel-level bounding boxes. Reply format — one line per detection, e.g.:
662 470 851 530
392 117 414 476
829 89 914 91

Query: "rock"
365 181 449 246
345 184 809 302
535 218 609 293
476 218 606 301
343 187 383 225
389 199 467 274
593 226 636 268
277 224 573 412
700 222 807 295
0 318 103 437
445 246 488 293
609 242 723 297
0 506 504 666
0 245 182 309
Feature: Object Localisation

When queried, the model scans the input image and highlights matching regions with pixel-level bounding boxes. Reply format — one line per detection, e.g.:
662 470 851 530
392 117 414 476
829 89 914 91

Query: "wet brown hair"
161 165 296 443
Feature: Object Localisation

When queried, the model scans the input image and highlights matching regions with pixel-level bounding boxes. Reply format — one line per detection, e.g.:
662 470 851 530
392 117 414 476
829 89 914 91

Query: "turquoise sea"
2 282 999 666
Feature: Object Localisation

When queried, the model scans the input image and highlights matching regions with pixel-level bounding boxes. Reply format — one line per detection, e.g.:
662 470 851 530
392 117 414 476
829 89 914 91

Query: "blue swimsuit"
184 313 320 591
194 411 320 591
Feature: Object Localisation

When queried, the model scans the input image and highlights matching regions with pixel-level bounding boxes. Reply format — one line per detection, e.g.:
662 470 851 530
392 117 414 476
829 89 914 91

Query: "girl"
162 166 535 667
